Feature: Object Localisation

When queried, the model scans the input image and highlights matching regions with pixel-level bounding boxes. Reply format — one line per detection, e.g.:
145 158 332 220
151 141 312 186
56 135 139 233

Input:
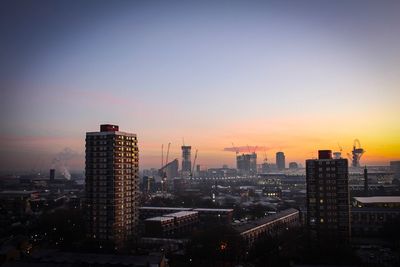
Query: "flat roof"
86 131 136 137
193 208 233 212
145 216 174 222
164 211 198 218
354 196 400 204
233 208 299 234
140 206 191 211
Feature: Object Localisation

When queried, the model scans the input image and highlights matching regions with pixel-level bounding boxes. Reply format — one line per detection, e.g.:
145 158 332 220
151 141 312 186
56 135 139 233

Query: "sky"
1 0 400 172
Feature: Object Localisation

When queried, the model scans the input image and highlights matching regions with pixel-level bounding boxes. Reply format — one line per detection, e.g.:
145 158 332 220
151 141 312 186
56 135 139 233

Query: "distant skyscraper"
160 158 179 180
236 153 257 175
85 124 139 247
181 146 192 173
288 162 298 170
276 152 285 170
306 150 350 242
49 168 55 181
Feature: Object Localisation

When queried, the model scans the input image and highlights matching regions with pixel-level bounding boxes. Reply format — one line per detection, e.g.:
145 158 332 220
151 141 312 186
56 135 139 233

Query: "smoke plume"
52 147 78 180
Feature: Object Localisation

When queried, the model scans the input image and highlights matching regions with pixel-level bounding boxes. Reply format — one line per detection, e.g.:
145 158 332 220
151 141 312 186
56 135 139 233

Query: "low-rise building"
351 196 400 236
144 211 199 238
0 191 39 226
145 216 176 237
233 208 300 247
139 207 191 220
193 208 233 224
140 206 233 224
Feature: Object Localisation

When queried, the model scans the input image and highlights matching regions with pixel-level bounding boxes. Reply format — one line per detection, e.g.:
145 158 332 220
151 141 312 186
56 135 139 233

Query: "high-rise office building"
181 146 192 173
85 124 139 247
276 152 285 170
306 150 350 242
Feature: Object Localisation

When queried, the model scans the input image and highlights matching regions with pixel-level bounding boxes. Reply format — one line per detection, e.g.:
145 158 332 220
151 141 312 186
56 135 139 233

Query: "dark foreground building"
306 150 350 242
85 124 139 247
233 208 299 247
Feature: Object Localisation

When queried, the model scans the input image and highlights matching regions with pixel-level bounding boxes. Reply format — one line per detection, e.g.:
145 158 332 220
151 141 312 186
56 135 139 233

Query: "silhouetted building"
261 162 270 173
142 176 156 193
173 177 188 193
181 146 191 174
85 124 139 247
306 150 350 242
390 161 400 179
276 152 285 170
144 211 199 238
234 208 299 247
139 206 233 224
49 169 55 181
352 196 400 236
160 158 179 179
236 153 257 175
364 166 369 196
288 162 298 170
0 191 39 226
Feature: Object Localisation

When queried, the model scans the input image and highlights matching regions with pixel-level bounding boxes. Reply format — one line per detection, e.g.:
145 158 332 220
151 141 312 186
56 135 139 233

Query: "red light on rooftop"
318 150 332 159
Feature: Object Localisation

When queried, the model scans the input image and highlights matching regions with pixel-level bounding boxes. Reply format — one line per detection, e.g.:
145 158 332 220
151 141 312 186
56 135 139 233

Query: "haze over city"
2 1 400 267
1 0 400 172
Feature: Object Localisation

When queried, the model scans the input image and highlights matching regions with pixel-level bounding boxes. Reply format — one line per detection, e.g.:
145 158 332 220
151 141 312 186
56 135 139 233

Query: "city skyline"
1 0 400 171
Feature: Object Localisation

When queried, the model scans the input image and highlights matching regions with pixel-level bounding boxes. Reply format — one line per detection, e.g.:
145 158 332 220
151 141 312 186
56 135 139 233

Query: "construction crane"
191 149 198 179
165 142 171 166
161 144 164 168
231 142 239 155
160 142 171 193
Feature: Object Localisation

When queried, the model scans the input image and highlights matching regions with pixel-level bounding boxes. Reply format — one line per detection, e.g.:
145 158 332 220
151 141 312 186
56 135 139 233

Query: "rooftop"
354 196 400 204
140 206 191 211
145 216 174 222
233 208 299 234
164 211 198 218
193 208 234 212
86 131 137 137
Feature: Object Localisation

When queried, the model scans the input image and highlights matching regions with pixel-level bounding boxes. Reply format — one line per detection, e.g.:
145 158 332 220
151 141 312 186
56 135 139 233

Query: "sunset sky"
1 0 400 171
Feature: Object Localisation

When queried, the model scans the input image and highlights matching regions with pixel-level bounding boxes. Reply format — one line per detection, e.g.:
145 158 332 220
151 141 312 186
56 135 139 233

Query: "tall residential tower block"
306 150 350 242
85 124 139 247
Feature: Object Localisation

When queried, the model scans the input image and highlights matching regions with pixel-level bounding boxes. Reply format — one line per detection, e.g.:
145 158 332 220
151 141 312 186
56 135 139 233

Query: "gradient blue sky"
1 0 400 171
